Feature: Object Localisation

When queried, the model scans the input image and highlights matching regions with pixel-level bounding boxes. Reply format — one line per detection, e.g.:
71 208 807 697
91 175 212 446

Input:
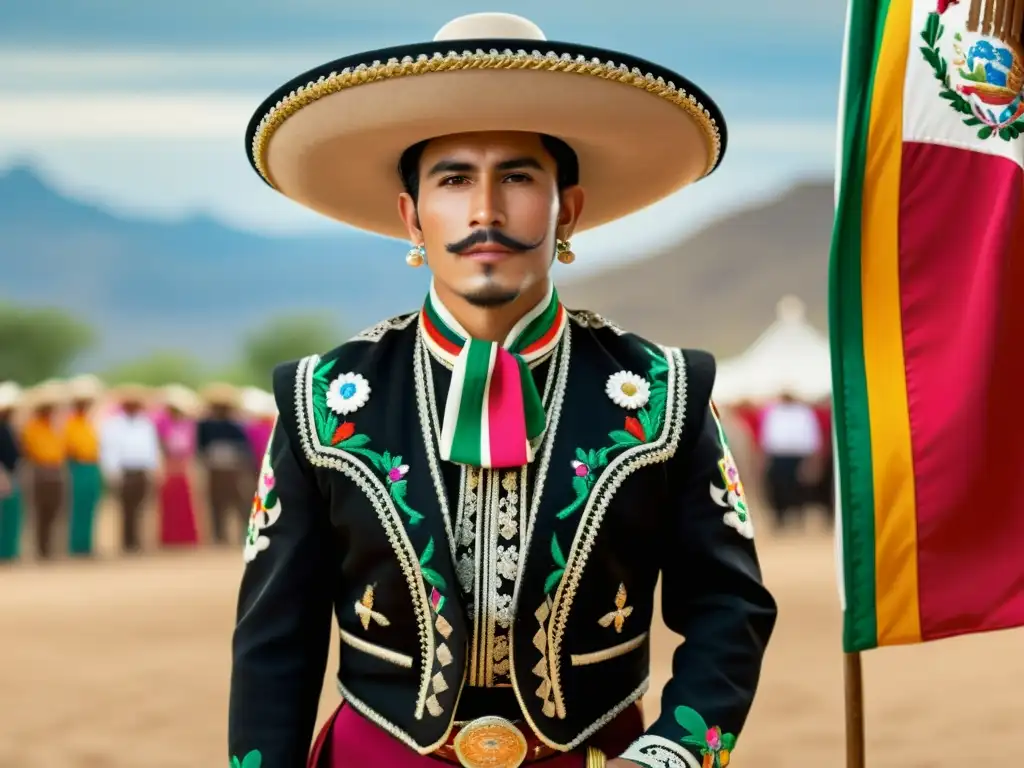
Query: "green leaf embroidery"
575 447 588 463
229 751 262 768
607 430 643 447
339 433 371 449
419 536 435 565
550 535 566 568
421 567 447 590
389 479 424 525
721 733 737 751
262 489 278 509
543 569 564 595
674 705 709 739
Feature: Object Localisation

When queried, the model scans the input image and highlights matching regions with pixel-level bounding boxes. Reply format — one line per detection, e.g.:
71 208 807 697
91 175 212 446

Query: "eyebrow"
425 156 545 176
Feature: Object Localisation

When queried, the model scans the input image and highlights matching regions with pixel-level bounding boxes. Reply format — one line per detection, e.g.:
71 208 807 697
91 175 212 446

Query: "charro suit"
229 308 777 767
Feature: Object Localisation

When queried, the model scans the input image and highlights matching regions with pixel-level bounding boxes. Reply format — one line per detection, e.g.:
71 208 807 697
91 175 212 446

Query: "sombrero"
67 373 105 402
110 382 151 405
245 12 726 239
0 381 22 410
162 383 201 416
240 386 278 418
200 382 241 409
24 380 66 409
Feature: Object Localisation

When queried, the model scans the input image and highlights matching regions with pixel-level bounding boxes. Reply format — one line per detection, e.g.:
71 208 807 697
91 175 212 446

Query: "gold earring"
556 238 575 264
406 243 425 267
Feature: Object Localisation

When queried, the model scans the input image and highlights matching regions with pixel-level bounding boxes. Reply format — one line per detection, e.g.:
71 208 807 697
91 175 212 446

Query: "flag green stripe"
830 0 891 652
450 339 492 464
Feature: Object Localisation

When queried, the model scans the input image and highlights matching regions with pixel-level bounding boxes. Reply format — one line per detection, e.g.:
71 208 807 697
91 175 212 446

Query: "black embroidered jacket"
228 309 777 768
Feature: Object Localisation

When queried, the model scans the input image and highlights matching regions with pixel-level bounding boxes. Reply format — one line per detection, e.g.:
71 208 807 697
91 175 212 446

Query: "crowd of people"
0 374 277 562
729 392 834 530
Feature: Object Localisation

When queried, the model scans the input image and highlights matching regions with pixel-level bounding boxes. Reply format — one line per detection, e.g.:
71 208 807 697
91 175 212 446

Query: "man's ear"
556 185 585 238
397 192 423 243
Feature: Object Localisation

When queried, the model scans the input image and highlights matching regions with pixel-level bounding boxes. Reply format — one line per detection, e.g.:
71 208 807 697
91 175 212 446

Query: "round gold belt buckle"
452 716 529 768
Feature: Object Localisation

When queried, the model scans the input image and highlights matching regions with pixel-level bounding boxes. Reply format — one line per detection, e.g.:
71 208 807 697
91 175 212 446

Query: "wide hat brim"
200 382 241 408
246 23 726 239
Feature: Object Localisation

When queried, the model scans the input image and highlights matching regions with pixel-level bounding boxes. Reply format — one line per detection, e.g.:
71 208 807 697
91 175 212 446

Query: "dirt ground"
1 498 1020 767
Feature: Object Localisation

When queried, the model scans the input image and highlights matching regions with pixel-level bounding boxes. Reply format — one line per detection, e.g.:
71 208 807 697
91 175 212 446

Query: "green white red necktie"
420 281 566 468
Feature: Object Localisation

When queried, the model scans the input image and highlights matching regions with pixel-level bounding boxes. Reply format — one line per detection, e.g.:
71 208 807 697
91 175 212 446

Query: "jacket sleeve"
619 350 777 768
228 363 337 768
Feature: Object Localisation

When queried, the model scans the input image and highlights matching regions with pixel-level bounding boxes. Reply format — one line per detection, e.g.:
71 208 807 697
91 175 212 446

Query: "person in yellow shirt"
64 375 105 557
19 381 67 560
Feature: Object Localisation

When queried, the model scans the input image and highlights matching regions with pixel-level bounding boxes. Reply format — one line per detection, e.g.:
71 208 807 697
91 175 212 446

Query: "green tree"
0 302 95 384
101 351 208 389
240 313 344 389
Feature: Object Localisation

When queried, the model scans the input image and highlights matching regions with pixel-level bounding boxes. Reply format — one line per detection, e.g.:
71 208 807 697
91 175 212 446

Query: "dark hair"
398 134 579 200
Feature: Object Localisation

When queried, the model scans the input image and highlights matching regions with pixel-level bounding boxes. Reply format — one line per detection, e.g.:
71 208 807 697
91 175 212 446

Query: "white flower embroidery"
325 372 371 415
244 450 283 563
605 371 651 410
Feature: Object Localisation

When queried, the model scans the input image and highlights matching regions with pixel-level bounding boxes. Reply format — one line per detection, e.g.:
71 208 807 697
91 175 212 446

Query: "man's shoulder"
269 311 418 401
566 307 717 390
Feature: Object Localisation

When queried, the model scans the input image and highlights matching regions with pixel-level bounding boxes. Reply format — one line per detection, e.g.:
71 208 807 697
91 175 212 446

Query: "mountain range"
0 166 832 367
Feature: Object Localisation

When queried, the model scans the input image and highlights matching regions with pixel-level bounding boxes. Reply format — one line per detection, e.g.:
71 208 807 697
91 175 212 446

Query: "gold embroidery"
597 584 633 633
531 597 556 718
293 355 437 722
570 632 648 667
355 584 390 630
339 629 413 668
546 347 687 721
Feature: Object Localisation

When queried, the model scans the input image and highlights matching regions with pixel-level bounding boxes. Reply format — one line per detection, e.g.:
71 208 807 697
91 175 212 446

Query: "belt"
433 716 607 767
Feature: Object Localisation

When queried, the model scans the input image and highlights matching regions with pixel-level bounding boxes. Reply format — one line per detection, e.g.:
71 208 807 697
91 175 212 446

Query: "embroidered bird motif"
354 585 390 630
598 583 632 633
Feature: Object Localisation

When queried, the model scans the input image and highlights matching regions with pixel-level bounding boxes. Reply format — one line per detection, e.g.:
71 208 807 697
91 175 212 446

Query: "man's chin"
460 288 520 308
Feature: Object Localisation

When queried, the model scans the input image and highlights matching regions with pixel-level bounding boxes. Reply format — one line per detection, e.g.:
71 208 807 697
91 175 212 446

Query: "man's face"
399 131 582 308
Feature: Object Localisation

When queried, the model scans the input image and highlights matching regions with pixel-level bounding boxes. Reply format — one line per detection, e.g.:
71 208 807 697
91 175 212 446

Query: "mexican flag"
831 0 1024 653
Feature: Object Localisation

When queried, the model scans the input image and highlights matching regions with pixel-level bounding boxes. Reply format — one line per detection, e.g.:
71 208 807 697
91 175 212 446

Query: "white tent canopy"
713 296 832 404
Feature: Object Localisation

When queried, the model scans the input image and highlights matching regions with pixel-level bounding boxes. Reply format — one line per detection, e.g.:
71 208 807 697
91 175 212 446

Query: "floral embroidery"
355 584 390 630
598 583 633 633
230 750 262 768
244 454 281 563
418 536 447 592
545 347 669 593
708 404 754 539
312 358 423 525
675 706 735 768
605 370 651 410
325 371 370 415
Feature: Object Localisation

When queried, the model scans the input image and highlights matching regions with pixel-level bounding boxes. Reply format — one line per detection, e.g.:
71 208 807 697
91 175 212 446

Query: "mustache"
445 228 545 255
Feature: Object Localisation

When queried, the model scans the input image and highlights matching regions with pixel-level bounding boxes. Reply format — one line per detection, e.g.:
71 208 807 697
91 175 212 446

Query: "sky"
0 0 847 270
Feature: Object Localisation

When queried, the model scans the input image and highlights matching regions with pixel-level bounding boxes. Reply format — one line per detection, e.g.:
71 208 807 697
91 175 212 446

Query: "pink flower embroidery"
571 460 590 477
937 0 958 12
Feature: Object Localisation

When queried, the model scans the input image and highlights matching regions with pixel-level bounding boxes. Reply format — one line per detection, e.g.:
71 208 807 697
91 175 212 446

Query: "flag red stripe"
899 142 1024 640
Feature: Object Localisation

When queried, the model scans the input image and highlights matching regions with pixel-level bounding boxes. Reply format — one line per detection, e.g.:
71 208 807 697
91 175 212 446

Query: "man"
0 381 23 562
196 383 252 545
100 384 161 553
19 380 67 560
64 374 105 557
757 391 822 530
229 13 777 768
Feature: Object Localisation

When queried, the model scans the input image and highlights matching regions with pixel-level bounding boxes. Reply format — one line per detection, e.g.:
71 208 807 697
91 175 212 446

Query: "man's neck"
433 280 551 343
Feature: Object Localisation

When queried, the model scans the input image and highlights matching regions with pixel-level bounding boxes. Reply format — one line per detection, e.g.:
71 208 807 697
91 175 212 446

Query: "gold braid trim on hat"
251 48 722 184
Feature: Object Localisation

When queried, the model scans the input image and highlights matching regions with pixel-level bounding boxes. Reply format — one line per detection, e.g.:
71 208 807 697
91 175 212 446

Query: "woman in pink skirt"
156 385 200 547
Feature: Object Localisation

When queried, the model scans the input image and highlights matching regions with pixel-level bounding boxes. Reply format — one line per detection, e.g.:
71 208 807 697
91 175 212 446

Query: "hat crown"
433 13 546 42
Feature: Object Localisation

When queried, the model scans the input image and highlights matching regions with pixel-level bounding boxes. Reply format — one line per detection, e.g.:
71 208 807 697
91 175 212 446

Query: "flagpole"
843 651 865 768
